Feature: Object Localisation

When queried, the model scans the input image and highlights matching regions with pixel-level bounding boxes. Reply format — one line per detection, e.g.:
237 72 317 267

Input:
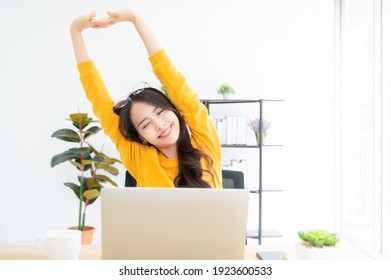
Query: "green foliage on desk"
298 229 340 248
51 113 121 231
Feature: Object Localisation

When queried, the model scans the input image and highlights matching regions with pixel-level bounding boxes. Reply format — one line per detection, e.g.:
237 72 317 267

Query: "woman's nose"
156 120 166 130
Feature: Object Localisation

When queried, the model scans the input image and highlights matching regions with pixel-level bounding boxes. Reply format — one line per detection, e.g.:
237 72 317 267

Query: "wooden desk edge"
0 244 375 260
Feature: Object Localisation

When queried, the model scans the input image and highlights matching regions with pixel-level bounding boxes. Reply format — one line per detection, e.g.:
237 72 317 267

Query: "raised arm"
69 11 134 174
70 11 98 63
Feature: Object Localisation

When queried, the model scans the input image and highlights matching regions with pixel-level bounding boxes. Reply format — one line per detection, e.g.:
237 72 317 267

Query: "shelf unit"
201 99 284 244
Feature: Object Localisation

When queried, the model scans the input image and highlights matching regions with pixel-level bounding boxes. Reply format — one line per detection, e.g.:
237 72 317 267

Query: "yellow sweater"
77 50 222 188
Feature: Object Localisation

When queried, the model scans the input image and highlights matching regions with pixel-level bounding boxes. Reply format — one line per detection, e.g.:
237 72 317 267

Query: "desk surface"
0 243 374 260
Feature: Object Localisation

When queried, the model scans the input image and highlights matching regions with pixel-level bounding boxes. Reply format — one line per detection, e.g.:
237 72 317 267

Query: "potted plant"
296 229 340 259
248 117 272 145
217 83 236 100
51 112 121 244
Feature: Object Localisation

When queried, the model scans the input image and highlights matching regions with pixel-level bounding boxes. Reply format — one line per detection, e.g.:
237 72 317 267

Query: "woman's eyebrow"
137 106 159 128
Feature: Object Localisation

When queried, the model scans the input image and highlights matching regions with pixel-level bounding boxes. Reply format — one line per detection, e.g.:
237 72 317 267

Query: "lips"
158 124 172 138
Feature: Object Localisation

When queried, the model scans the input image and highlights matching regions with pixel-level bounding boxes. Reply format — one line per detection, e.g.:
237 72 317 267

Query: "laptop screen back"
101 188 249 260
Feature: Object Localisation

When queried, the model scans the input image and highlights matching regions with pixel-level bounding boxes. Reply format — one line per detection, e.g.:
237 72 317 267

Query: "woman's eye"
157 109 164 115
142 122 150 129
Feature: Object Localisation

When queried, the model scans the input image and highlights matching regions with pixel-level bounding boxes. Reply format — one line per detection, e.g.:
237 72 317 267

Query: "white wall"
0 0 336 244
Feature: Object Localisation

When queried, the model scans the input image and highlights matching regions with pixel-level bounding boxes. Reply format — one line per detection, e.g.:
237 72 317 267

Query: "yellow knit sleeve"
77 60 135 176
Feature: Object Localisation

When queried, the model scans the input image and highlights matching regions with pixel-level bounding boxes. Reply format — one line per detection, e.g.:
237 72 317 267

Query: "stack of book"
210 115 248 145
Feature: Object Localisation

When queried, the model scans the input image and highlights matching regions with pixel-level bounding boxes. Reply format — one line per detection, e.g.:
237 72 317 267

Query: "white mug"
35 229 81 260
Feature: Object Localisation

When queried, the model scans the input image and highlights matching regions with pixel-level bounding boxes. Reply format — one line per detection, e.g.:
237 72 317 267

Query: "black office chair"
125 171 137 187
126 170 245 188
222 170 245 189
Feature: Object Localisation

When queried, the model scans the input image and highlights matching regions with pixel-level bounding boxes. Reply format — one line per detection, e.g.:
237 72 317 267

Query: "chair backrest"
222 170 245 189
125 171 137 187
126 170 245 189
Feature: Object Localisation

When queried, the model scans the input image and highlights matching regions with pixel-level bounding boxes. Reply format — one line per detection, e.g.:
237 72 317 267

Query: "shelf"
221 144 259 148
203 98 284 245
262 144 284 147
221 144 284 148
201 99 262 104
249 187 284 194
201 99 284 104
247 229 283 239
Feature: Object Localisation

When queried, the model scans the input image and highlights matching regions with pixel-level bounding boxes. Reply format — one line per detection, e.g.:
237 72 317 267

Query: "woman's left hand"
91 9 139 29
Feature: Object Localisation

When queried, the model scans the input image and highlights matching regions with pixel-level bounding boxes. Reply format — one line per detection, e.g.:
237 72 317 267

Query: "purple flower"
248 117 272 133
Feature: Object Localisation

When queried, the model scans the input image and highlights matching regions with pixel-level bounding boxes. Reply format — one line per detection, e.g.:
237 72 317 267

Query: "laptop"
101 188 249 260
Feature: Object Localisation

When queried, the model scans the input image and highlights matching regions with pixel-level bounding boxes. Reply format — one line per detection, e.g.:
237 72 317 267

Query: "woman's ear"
138 135 148 146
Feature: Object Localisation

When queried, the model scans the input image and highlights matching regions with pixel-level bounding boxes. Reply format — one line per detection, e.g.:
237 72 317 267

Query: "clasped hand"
71 10 137 32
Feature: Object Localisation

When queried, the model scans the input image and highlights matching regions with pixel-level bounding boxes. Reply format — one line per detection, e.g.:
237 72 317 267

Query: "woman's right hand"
70 11 98 33
91 9 161 55
70 11 99 63
90 9 139 29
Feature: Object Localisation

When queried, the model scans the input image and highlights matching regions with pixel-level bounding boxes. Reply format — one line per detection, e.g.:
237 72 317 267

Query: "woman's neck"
158 146 177 159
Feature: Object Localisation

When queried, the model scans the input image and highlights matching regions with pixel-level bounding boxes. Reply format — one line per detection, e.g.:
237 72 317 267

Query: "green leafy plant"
298 229 340 248
217 83 236 94
51 113 121 231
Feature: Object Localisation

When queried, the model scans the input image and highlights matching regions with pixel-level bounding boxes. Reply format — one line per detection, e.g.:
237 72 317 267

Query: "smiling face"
130 101 180 158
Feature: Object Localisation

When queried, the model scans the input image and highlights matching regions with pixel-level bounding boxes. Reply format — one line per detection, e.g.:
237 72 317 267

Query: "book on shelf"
210 115 248 145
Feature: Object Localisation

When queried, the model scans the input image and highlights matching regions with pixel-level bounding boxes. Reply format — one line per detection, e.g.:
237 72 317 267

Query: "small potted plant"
248 117 272 145
217 83 236 100
296 229 340 259
51 112 121 244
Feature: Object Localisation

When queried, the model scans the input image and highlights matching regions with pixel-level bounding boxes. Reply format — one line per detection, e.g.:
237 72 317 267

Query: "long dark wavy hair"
114 87 214 188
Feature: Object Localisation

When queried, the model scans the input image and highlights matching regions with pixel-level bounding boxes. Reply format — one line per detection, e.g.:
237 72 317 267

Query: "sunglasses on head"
113 81 150 115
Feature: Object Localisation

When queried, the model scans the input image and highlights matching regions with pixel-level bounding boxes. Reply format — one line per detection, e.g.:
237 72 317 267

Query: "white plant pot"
295 242 341 260
222 93 233 100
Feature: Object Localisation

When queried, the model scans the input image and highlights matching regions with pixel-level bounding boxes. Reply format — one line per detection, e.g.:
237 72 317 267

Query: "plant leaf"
64 182 81 200
65 180 99 205
86 178 101 189
71 147 93 157
50 147 92 167
88 144 122 164
298 231 307 241
81 159 99 166
84 189 100 201
68 113 98 130
86 198 98 206
87 144 99 155
51 129 80 143
69 113 88 122
95 174 118 187
101 165 119 176
51 150 80 167
78 176 88 186
69 160 83 169
83 126 101 140
93 154 122 168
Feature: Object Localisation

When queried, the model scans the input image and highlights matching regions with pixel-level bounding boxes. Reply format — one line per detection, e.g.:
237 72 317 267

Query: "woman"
70 9 222 188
